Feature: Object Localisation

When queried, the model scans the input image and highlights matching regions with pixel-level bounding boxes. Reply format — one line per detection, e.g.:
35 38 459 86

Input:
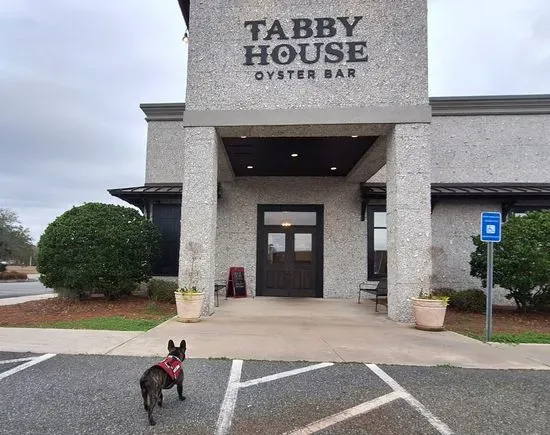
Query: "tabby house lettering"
243 17 369 80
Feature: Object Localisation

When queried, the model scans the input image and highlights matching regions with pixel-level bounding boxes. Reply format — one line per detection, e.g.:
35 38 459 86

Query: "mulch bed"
0 296 176 327
444 305 550 335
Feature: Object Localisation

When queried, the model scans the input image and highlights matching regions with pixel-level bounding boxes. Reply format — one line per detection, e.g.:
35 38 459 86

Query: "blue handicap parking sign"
481 212 502 242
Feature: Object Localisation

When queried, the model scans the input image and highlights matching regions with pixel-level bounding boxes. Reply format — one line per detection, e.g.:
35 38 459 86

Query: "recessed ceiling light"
330 167 337 171
247 165 253 169
241 136 247 139
291 153 298 158
351 135 358 138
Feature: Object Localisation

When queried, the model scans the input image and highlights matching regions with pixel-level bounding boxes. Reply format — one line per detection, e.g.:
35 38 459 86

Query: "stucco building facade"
110 0 550 322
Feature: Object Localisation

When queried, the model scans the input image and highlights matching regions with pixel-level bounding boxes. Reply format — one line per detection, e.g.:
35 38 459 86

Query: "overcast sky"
1 0 549 243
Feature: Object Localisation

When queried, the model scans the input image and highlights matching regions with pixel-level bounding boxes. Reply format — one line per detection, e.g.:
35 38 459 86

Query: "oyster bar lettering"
243 17 368 81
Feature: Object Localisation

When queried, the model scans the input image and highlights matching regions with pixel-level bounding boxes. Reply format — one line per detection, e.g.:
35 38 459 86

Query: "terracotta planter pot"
411 297 447 331
174 291 205 323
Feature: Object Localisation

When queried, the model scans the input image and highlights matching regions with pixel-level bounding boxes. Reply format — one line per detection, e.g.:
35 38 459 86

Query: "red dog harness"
156 355 182 389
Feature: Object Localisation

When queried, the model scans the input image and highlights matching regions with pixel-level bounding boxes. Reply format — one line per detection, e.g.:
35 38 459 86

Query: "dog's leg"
148 401 156 425
141 388 149 411
177 381 186 401
158 391 163 407
140 382 149 411
147 390 158 426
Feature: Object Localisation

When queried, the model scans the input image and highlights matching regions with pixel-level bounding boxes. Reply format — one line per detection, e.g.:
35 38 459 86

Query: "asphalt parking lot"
0 280 52 299
0 352 548 435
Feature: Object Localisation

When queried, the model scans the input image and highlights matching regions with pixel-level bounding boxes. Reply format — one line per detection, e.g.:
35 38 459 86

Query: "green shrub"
432 288 486 312
431 288 457 299
0 263 6 272
533 288 550 312
451 289 486 313
36 203 161 300
470 210 550 311
148 279 178 304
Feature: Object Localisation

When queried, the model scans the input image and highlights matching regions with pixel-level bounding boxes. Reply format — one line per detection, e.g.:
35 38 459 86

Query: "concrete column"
179 127 219 316
386 123 432 322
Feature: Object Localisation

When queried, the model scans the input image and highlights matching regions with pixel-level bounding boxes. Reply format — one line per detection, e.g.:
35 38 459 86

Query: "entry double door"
259 226 318 297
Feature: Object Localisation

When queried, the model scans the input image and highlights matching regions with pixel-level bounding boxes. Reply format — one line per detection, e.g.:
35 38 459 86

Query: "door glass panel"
267 233 286 264
373 212 386 227
373 228 387 275
374 228 387 250
264 211 317 226
373 250 387 275
294 233 312 263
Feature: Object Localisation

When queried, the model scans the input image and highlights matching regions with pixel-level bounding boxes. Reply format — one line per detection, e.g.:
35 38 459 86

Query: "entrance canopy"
223 136 377 177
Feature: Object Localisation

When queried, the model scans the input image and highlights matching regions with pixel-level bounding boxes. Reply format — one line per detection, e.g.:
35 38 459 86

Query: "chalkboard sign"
227 267 247 298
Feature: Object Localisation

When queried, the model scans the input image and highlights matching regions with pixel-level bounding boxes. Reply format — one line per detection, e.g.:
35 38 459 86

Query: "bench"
214 283 226 307
358 278 387 312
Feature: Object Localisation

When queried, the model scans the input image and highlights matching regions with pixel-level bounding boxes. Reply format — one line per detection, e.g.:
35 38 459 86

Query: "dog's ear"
168 339 175 351
180 340 186 351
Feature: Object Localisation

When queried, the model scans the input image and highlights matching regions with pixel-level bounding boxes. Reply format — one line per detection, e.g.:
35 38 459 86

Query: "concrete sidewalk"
0 327 142 355
0 294 56 306
107 297 550 369
0 297 548 369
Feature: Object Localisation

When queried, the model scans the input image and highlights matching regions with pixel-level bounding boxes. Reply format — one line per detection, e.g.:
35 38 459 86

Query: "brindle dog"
139 339 186 425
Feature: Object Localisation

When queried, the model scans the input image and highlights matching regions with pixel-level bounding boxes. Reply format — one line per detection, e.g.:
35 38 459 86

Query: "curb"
0 294 57 306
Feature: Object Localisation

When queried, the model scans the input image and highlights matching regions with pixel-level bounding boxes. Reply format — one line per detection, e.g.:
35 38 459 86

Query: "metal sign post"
486 241 494 341
480 212 502 342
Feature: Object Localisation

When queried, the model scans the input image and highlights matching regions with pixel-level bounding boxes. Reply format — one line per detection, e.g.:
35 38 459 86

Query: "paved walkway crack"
319 336 345 362
103 333 146 355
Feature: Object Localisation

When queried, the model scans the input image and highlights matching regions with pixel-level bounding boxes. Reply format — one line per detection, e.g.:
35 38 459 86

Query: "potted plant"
411 290 450 331
175 241 205 323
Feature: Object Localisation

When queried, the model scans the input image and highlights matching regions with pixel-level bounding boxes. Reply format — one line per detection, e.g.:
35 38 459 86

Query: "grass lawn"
445 306 550 344
0 296 176 331
32 315 172 331
463 331 550 344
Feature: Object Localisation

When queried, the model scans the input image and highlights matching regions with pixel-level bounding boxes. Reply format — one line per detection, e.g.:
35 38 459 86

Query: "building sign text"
243 17 368 81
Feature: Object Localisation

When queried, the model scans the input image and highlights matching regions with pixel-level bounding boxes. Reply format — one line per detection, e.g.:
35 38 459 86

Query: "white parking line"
215 360 453 435
366 364 454 435
215 359 243 435
282 391 402 435
0 357 35 365
0 354 56 381
284 364 454 435
239 362 334 388
402 393 454 435
215 360 335 435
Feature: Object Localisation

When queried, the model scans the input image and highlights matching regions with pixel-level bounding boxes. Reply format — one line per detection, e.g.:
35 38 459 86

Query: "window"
151 203 181 276
264 211 317 226
267 233 286 264
294 233 312 263
367 206 387 280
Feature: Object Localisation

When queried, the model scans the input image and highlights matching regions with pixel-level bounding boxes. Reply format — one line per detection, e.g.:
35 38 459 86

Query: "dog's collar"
167 355 182 362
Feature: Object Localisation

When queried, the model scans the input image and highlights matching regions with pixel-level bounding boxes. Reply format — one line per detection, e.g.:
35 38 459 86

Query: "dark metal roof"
108 184 184 209
178 0 190 29
108 183 222 208
362 183 550 199
109 185 183 196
